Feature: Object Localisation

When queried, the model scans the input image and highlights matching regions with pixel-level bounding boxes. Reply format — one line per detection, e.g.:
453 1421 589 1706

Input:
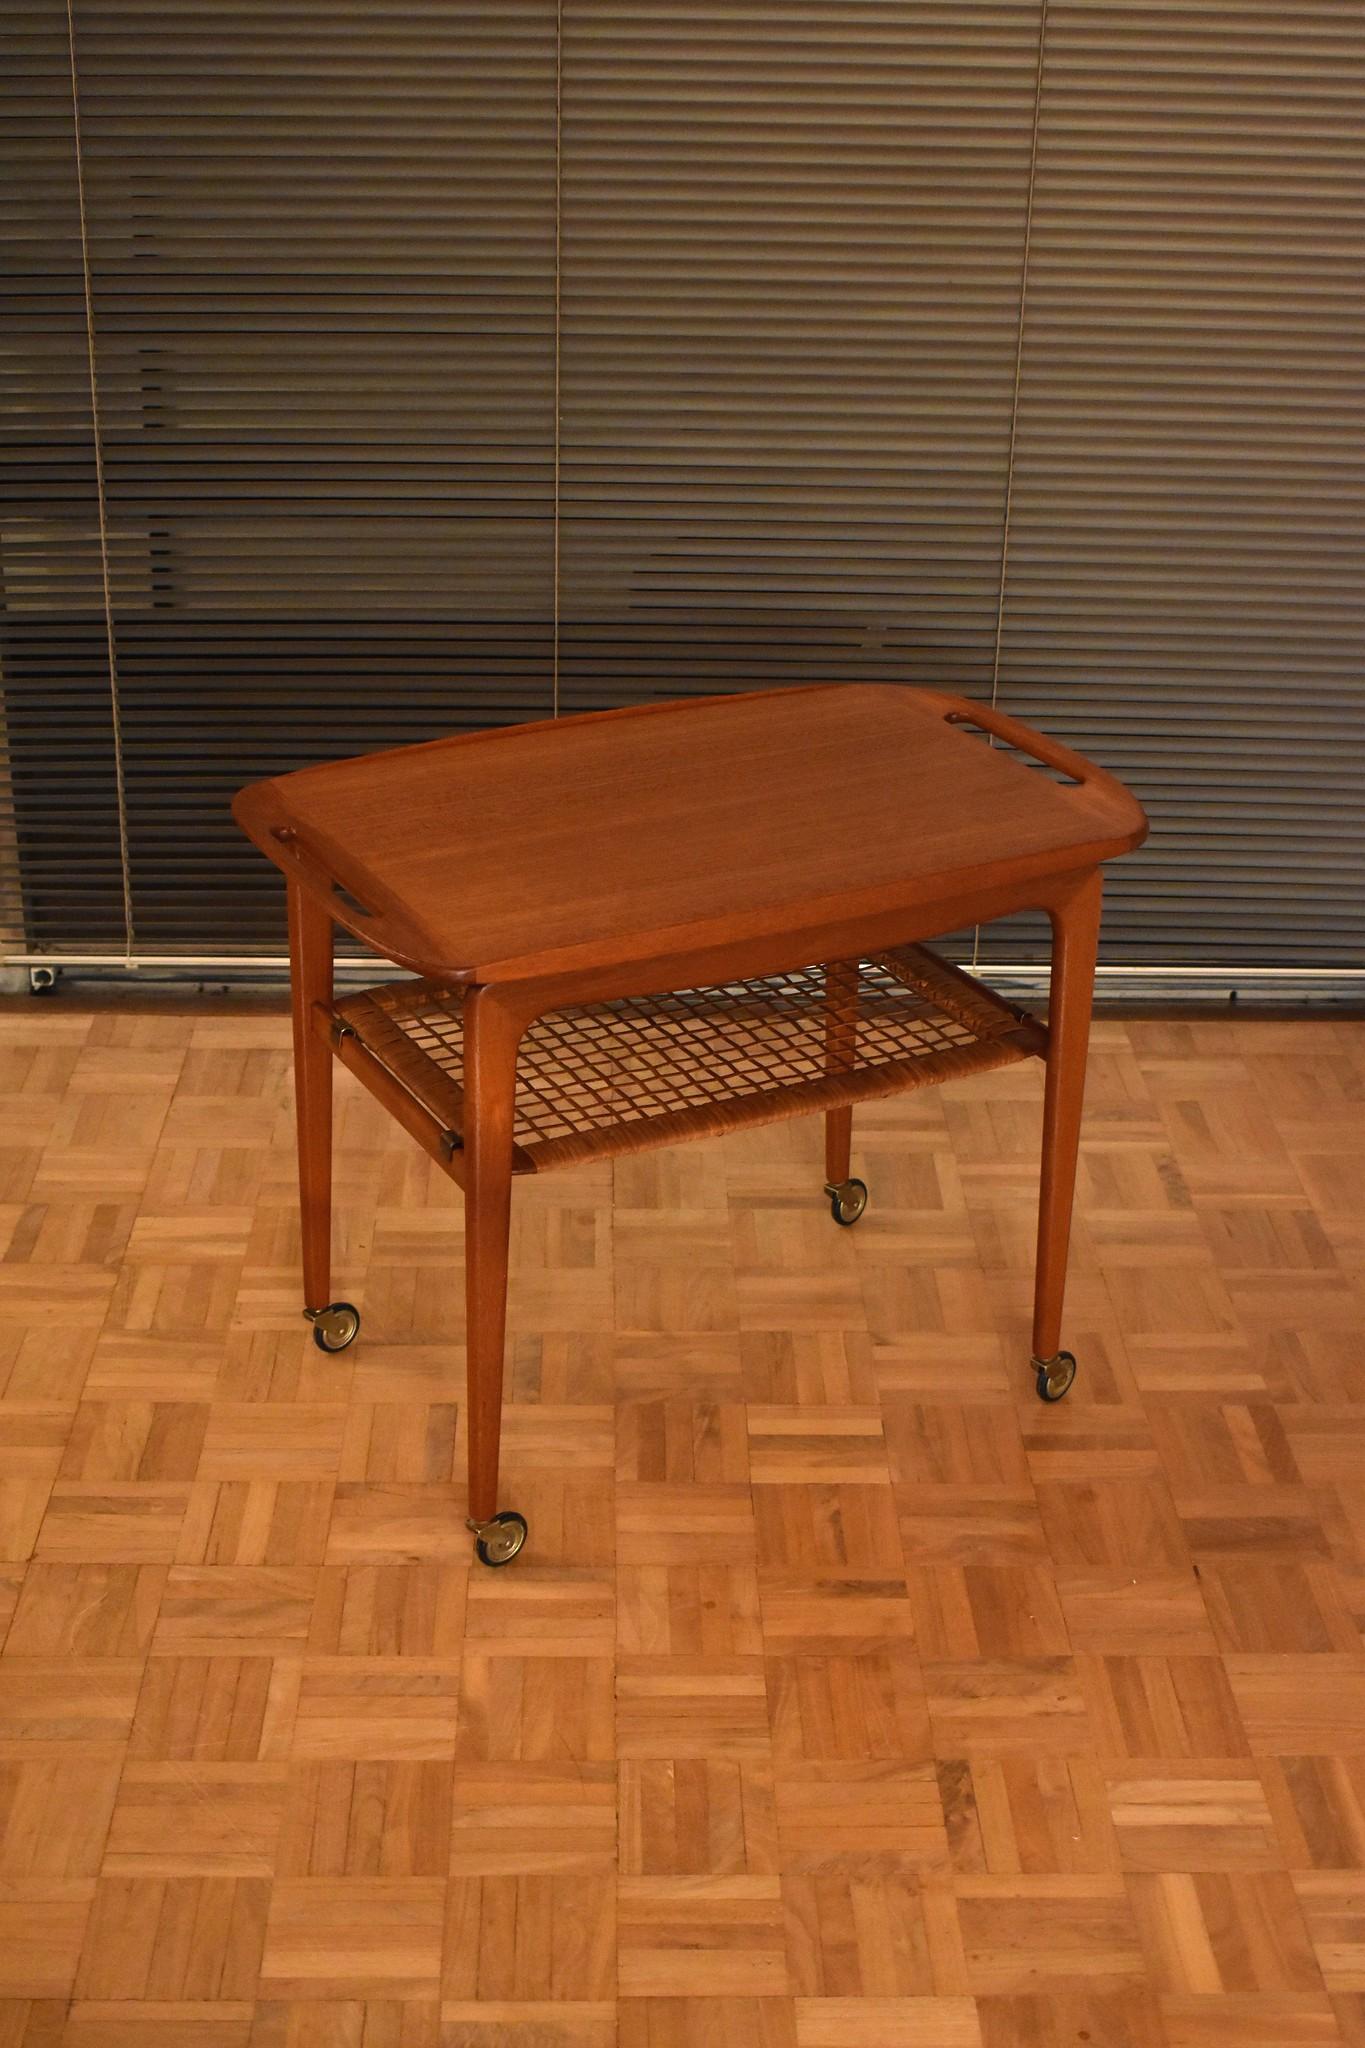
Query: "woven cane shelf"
331 943 1047 1177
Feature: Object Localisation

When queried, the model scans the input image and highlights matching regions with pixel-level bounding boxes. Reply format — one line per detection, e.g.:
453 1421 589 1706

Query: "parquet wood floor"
0 998 1362 2046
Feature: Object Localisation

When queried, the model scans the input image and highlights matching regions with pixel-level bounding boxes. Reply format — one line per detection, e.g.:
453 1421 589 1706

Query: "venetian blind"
2 0 1362 969
3 0 558 956
982 0 1365 965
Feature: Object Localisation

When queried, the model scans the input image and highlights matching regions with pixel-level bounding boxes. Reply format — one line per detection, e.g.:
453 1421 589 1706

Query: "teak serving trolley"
234 684 1148 1566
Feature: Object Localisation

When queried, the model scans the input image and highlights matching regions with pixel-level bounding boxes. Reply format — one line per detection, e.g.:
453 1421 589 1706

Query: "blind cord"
65 0 136 964
552 0 564 717
973 0 1050 973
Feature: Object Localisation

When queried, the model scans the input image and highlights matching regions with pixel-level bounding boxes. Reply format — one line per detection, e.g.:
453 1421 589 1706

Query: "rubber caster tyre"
826 1177 869 1227
309 1301 361 1354
1034 1350 1077 1402
471 1510 528 1568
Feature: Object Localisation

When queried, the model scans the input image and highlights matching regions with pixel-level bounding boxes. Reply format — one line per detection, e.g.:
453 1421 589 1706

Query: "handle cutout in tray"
945 711 1083 786
332 881 376 919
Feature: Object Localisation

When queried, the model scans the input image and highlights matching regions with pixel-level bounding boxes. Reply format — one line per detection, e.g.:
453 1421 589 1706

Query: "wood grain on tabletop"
231 686 1147 983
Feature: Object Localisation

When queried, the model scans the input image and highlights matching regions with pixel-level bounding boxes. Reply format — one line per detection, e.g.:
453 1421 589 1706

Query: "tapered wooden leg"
825 1104 853 1187
462 987 522 1535
823 958 858 1188
287 877 334 1314
1032 868 1103 1367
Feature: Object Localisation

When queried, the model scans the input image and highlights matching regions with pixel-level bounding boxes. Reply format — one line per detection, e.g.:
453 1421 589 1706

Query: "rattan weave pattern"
334 944 1046 1174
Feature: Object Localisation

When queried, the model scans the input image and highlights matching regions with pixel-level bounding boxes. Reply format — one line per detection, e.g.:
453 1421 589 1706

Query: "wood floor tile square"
198 1407 347 1483
617 1876 787 1997
736 1270 863 1335
1294 1874 1365 1993
767 1644 929 1762
938 1758 1117 1875
617 1566 761 1657
260 1879 444 1999
325 1486 472 1563
617 1402 749 1486
0 1881 95 1997
0 1660 142 1758
747 1411 890 1486
0 1328 97 1408
955 1876 1144 1994
976 1987 1165 2048
6 1563 165 1656
1198 1562 1360 1654
464 1570 615 1658
1036 1478 1190 1572
1264 1759 1365 1870
128 1656 293 1762
616 1213 737 1336
742 1331 879 1406
1177 1485 1334 1560
443 1875 615 2000
291 1659 460 1761
1227 1656 1365 1755
76 1877 268 1999
57 1400 208 1483
882 1404 1029 1491
31 1483 190 1563
775 1762 948 1874
1129 1870 1322 1993
1018 1403 1162 1486
611 1335 745 1403
759 1574 915 1653
177 1482 335 1569
895 1490 1048 1567
754 1485 904 1570
216 1331 352 1407
336 1403 459 1486
1079 1656 1252 1759
924 1659 1091 1757
1104 1764 1282 1871
103 1765 288 1877
783 1873 965 1995
0 1482 57 1556
277 1761 451 1877
306 1563 467 1659
906 1567 1070 1659
506 1331 617 1405
0 1759 121 1878
620 1760 776 1876
0 1267 118 1329
499 1405 615 1474
450 1762 617 1876
1056 1570 1217 1655
457 1655 613 1762
152 1569 318 1657
616 1486 755 1568
1147 1399 1301 1493
616 1656 771 1760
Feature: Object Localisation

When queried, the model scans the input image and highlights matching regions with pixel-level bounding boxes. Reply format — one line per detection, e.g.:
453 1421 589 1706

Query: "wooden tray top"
233 684 1148 985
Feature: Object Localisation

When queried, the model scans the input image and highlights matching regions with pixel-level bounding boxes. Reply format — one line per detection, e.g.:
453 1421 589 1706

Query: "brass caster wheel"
306 1301 360 1354
1034 1350 1077 1403
468 1510 528 1568
826 1177 869 1227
